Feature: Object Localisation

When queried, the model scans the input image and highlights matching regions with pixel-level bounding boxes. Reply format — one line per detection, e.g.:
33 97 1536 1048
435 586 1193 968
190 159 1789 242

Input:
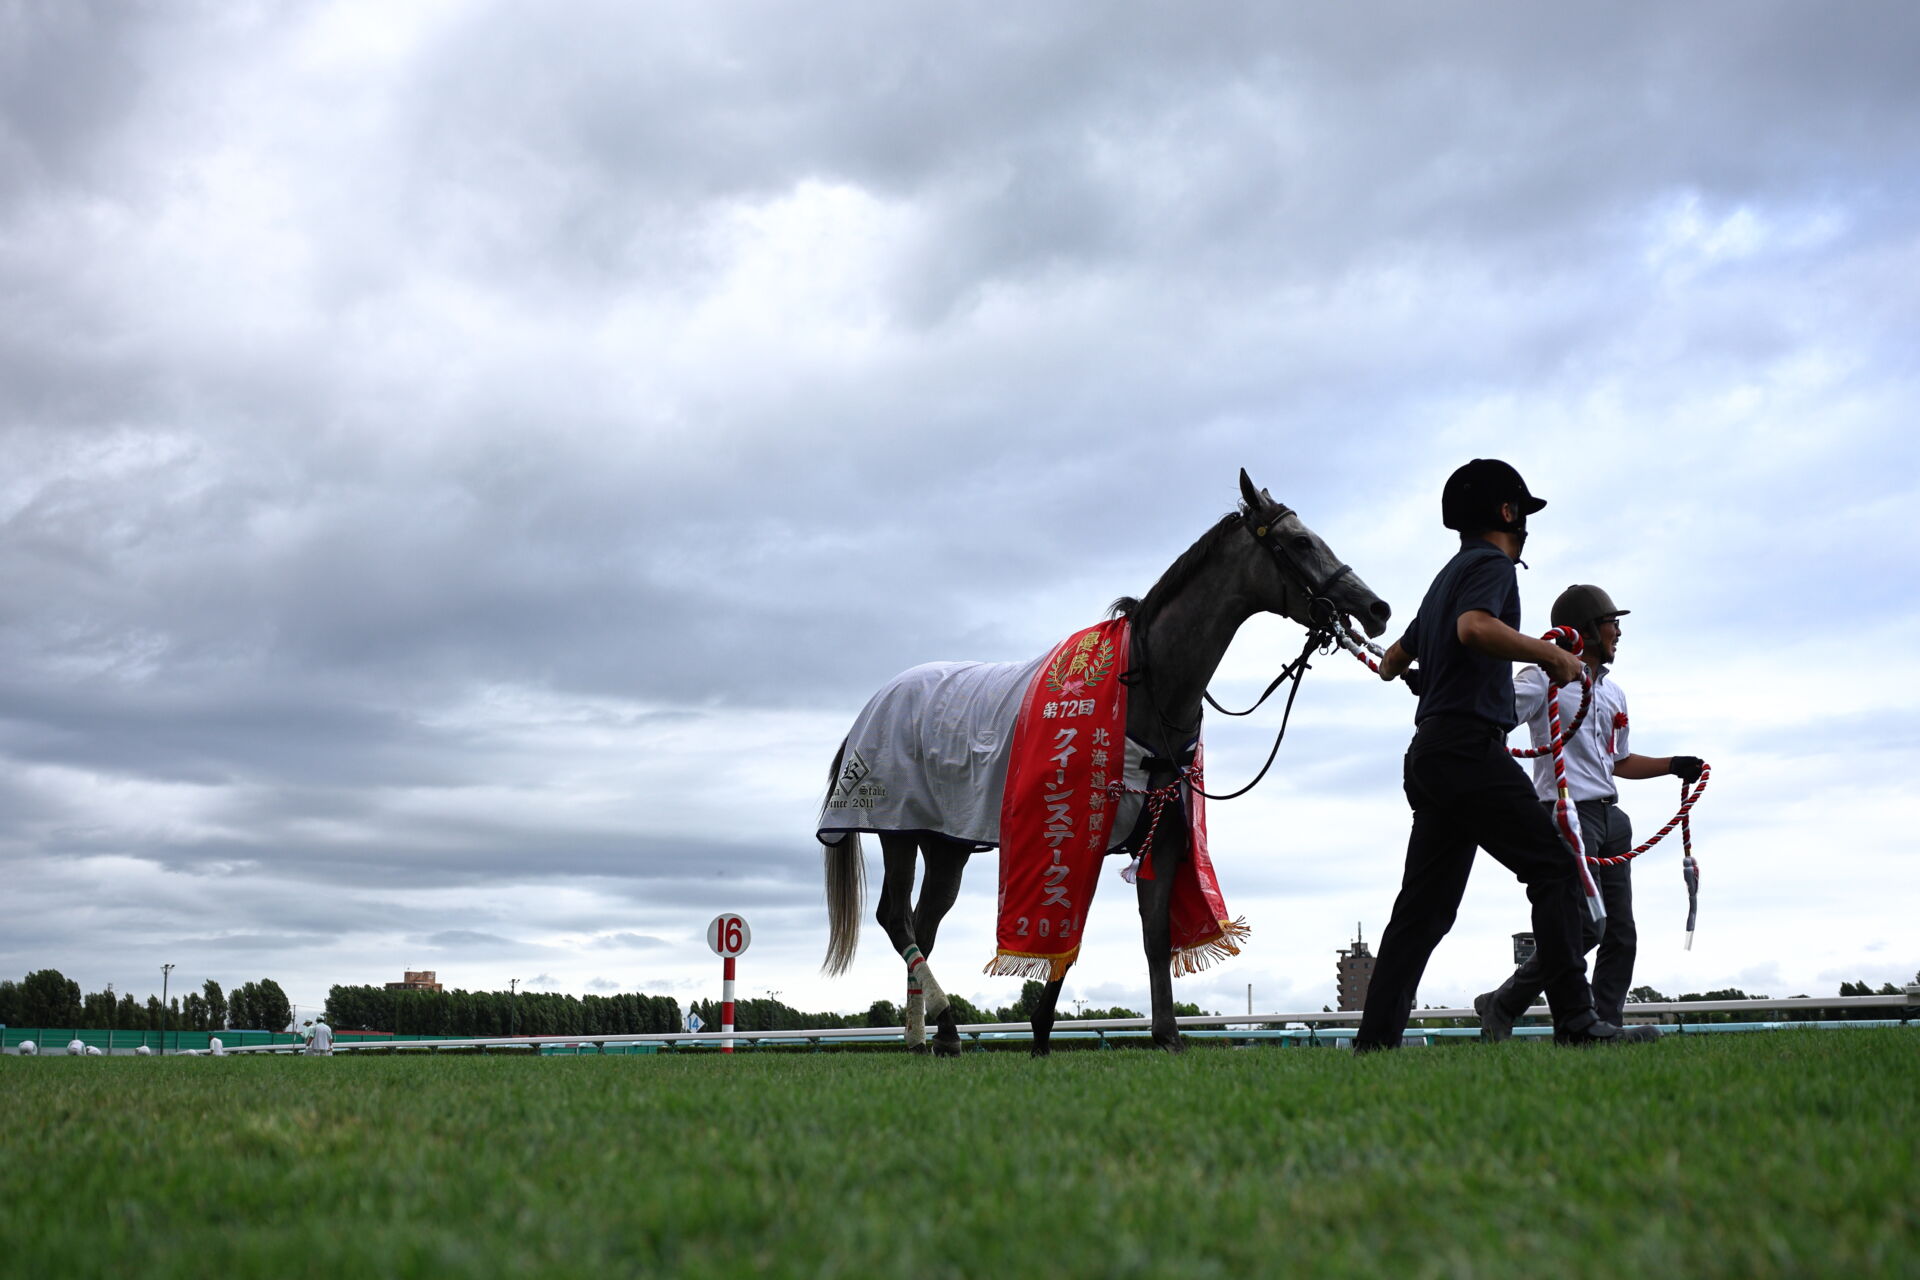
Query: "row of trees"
6 968 1120 1039
1623 976 1917 1023
323 985 687 1037
12 967 1909 1036
0 970 292 1032
5 969 705 1038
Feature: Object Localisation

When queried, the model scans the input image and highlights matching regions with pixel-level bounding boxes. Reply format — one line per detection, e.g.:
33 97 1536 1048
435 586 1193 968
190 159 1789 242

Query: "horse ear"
1238 468 1263 512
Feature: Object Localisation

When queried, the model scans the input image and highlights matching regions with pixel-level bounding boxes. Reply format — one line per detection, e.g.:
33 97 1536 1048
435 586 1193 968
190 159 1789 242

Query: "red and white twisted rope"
1329 617 1596 753
1507 627 1594 758
1329 614 1385 674
1586 764 1710 866
1107 766 1200 878
1329 615 1595 747
1523 625 1603 918
1587 764 1710 947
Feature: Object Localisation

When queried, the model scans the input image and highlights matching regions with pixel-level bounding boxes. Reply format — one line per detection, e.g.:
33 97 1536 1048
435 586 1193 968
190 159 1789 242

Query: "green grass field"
3 1029 1914 1278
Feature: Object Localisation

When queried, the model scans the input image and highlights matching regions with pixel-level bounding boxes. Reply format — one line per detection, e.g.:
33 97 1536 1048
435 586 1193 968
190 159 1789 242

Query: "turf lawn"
2 1028 1914 1278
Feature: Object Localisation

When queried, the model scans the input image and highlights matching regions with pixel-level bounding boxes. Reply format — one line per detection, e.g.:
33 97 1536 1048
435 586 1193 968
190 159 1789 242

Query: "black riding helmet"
1440 458 1546 534
1551 583 1630 638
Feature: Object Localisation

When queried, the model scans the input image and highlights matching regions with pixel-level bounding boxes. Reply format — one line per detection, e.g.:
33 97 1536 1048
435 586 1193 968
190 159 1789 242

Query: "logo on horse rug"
825 749 885 811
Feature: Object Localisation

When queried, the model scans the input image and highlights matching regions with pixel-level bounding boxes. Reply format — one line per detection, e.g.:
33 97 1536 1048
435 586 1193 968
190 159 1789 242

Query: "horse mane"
1109 506 1248 625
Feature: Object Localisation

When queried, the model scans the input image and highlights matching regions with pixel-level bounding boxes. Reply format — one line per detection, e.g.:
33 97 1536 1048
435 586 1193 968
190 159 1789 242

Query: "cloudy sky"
4 2 1915 1029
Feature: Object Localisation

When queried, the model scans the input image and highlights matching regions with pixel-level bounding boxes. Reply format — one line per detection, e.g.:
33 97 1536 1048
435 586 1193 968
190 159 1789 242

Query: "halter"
1118 508 1353 810
1246 505 1359 630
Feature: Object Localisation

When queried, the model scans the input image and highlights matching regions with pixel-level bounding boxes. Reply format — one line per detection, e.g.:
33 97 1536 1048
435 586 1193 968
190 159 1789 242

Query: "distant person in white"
305 1018 334 1055
67 1038 86 1055
17 1040 36 1055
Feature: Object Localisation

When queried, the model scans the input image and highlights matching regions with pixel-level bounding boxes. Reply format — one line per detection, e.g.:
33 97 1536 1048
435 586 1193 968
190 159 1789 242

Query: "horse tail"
820 739 865 976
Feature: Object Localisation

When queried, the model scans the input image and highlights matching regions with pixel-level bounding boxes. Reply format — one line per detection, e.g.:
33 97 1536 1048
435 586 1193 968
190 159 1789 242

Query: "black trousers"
1487 800 1637 1026
1355 715 1596 1048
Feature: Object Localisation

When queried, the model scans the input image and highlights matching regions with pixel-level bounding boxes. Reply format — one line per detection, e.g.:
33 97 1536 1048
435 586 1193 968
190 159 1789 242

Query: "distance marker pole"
706 913 750 1058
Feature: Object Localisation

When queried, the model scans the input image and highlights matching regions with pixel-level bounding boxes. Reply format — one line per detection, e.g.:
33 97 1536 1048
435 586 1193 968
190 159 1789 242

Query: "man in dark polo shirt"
1355 459 1657 1050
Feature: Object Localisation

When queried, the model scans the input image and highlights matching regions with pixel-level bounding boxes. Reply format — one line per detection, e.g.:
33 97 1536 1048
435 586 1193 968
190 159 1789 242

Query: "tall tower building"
1336 925 1375 1012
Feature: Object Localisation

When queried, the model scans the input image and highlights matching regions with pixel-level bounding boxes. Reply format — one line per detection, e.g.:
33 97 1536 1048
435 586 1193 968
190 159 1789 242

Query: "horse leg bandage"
902 945 950 1022
904 983 926 1047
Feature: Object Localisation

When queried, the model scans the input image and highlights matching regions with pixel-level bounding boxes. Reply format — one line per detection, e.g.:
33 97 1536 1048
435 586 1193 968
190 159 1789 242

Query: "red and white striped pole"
706 913 750 1056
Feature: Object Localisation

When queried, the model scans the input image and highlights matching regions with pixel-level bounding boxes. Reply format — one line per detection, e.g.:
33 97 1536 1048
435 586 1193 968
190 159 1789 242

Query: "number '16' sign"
707 914 751 957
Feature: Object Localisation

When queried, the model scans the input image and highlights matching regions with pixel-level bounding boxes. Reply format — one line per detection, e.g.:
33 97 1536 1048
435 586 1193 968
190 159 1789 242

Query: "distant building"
385 970 444 992
1336 925 1375 1011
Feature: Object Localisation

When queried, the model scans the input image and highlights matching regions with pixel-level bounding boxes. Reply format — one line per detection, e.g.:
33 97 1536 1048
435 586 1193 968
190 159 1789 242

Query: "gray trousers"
1487 799 1637 1027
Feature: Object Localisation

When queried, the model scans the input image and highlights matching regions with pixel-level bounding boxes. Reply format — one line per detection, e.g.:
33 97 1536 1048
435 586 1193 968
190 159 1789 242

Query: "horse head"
1238 468 1392 638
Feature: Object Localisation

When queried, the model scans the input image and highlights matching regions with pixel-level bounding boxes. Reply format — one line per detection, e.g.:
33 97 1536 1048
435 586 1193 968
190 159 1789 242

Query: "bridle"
1123 507 1358 803
1245 504 1360 632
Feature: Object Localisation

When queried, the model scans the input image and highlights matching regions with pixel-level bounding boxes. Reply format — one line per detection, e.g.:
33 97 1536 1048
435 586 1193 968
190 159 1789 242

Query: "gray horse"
818 470 1391 1055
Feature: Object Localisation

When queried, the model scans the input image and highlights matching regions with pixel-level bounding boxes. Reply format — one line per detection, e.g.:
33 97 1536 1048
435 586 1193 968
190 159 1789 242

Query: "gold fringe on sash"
983 946 1082 982
1169 917 1251 977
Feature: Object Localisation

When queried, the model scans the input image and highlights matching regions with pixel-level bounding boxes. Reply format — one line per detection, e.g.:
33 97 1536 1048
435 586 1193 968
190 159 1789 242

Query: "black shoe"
1474 991 1515 1043
1554 1019 1659 1047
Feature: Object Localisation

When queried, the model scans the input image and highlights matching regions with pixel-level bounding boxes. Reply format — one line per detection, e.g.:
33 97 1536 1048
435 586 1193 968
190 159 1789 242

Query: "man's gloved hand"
1668 755 1705 784
1403 666 1426 697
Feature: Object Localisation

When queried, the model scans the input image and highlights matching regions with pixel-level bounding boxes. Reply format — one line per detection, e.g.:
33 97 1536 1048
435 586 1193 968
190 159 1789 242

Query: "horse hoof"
1154 1035 1186 1055
933 1038 963 1059
1029 1044 1051 1059
908 1042 930 1056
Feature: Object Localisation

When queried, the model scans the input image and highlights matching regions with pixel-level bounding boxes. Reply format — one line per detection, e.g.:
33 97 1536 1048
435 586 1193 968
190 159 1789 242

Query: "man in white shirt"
1475 584 1704 1040
305 1018 334 1055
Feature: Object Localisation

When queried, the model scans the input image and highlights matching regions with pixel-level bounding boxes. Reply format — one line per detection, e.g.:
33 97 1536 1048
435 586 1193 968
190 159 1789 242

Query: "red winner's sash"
986 618 1247 982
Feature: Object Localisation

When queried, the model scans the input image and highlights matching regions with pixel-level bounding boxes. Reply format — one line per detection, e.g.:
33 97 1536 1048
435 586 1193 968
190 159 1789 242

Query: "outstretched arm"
1616 753 1705 783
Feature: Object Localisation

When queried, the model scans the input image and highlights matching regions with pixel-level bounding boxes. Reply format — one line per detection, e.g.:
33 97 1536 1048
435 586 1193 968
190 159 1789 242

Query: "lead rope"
1108 766 1197 885
1109 629 1321 884
1328 614 1595 744
1586 764 1711 949
1526 625 1604 922
1329 615 1385 673
1330 614 1706 940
